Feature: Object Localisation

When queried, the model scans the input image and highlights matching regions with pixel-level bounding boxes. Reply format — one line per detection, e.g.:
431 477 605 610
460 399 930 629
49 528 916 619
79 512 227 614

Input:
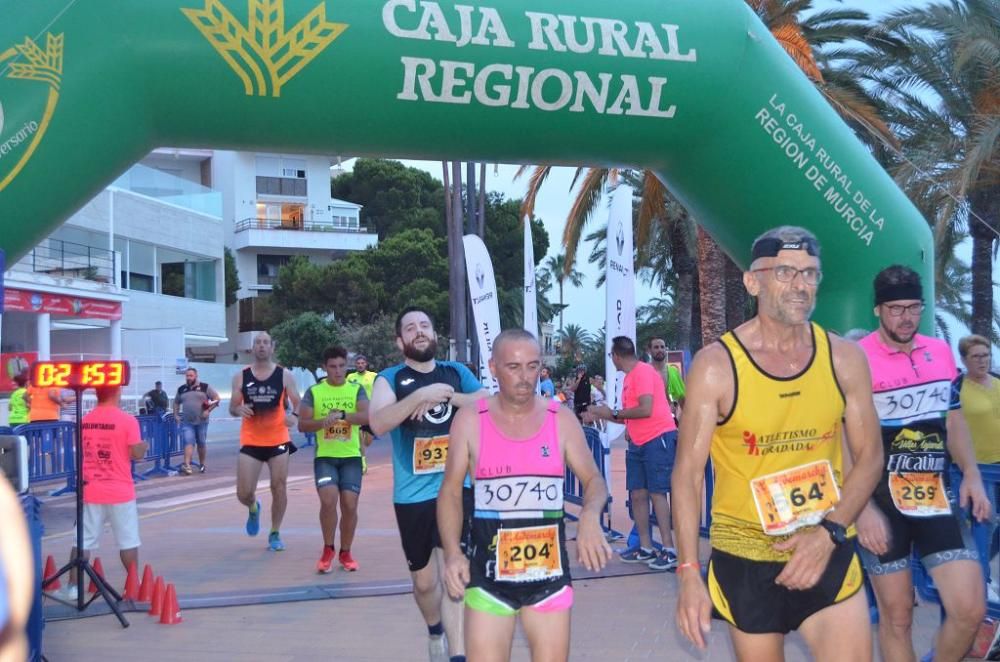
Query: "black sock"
326 544 336 552
427 622 444 637
450 657 466 662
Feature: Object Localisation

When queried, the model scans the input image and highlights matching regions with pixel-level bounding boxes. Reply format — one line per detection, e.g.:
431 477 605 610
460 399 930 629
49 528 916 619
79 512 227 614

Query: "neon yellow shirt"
347 370 376 399
305 380 363 459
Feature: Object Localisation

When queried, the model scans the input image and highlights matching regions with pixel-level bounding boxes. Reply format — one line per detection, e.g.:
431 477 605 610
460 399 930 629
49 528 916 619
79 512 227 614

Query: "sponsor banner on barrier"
605 186 635 440
463 234 501 394
3 288 122 320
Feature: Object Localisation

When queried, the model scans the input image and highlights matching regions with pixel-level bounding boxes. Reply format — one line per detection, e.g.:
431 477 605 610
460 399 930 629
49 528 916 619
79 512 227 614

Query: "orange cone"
87 558 105 594
123 561 140 600
158 584 182 625
137 564 155 602
42 555 60 591
148 577 165 616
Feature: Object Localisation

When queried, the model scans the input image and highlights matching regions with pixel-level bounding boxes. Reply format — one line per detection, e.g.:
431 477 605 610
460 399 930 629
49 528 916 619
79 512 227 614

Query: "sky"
343 0 978 346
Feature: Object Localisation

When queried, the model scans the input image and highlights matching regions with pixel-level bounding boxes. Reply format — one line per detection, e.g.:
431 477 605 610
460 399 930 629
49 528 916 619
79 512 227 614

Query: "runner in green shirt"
647 337 686 419
299 346 369 574
7 373 30 425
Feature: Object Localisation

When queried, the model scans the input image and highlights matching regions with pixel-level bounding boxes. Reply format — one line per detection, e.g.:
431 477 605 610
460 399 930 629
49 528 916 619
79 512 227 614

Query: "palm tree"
516 1 890 348
556 323 593 363
852 0 1000 337
545 253 584 332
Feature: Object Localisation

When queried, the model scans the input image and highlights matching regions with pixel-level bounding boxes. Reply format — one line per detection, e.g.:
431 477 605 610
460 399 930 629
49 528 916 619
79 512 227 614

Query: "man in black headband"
673 225 883 659
856 265 990 662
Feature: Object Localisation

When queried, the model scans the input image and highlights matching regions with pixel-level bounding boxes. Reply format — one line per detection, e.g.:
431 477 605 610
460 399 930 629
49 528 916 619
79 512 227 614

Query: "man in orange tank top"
672 226 883 660
229 332 302 552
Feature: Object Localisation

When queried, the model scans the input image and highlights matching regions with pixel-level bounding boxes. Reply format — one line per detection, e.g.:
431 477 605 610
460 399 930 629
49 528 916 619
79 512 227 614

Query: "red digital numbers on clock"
31 361 131 388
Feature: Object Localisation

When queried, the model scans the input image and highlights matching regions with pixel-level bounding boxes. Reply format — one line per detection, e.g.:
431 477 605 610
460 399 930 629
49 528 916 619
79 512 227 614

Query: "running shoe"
619 547 656 563
428 635 448 662
179 464 193 475
647 549 678 572
198 464 206 474
339 550 359 572
316 547 335 574
268 531 286 552
246 500 261 537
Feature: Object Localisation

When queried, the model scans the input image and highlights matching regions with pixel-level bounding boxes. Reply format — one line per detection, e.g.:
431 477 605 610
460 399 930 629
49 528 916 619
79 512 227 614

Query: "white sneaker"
428 634 448 662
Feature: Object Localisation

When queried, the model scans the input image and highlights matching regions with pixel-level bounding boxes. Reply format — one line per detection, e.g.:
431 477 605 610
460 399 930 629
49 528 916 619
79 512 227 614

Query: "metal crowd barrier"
911 463 1000 619
564 426 622 538
15 415 183 493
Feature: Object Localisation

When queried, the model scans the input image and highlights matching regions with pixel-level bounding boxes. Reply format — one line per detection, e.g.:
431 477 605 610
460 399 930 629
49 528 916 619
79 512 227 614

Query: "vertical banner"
463 234 501 394
523 217 538 339
604 186 636 442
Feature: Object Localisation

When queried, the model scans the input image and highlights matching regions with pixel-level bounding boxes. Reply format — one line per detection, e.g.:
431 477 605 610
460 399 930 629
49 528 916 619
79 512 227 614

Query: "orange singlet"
238 365 289 447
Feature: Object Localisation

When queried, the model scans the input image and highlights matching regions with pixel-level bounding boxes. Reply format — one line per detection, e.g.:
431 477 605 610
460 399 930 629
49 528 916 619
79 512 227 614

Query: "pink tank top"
475 398 564 481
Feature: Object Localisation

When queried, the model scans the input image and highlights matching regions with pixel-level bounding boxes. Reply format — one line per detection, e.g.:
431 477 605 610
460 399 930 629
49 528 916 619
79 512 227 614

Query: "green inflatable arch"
0 0 931 332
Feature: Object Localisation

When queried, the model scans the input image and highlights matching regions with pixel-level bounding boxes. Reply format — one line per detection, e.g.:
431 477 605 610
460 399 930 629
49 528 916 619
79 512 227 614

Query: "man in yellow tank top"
672 226 884 660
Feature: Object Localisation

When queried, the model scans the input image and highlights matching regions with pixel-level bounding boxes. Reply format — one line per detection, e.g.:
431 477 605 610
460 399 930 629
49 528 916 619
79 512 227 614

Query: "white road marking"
138 475 312 509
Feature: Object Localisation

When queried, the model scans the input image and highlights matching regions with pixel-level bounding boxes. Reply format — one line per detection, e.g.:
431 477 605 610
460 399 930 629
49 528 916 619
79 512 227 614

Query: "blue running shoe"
246 500 261 537
268 531 285 552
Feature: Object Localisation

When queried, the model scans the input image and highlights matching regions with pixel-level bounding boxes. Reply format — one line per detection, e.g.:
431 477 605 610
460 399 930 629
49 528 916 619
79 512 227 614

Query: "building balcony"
6 238 119 294
232 218 377 252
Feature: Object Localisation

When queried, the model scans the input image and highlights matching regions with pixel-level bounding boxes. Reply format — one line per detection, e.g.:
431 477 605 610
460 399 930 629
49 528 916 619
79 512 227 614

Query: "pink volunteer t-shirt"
82 405 142 505
623 361 676 445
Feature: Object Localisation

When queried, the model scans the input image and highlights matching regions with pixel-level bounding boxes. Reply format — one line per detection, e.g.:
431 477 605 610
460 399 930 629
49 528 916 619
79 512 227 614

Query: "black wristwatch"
611 408 620 420
818 518 848 545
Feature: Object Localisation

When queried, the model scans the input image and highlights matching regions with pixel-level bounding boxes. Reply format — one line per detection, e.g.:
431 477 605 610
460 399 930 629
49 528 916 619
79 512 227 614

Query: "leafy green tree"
545 254 584 333
223 247 240 307
271 312 339 381
337 314 402 371
331 158 446 239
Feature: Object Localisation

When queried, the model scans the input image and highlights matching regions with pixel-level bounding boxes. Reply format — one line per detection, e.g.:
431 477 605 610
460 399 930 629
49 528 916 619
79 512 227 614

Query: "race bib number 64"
750 460 840 536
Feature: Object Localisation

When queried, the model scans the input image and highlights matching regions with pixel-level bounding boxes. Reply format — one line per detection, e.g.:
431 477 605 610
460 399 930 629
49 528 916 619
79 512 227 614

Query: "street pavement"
35 419 938 661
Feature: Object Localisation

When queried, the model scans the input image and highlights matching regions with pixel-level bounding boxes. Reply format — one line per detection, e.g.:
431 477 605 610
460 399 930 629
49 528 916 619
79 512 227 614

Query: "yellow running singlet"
710 322 849 561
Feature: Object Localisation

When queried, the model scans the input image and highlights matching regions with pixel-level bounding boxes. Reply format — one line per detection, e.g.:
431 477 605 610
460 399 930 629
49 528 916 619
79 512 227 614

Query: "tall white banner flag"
463 234 502 394
523 216 538 339
605 186 636 441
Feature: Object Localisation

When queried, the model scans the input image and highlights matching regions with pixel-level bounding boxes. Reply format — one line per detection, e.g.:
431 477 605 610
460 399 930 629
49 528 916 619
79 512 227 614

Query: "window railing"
9 238 116 284
234 218 368 233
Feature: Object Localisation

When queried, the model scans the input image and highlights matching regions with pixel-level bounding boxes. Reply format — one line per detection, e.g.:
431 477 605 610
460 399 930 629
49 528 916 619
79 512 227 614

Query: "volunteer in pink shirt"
62 386 147 600
588 336 679 571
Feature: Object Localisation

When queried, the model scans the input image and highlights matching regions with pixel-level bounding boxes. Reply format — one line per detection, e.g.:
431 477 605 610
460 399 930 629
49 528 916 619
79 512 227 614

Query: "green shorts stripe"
465 586 517 617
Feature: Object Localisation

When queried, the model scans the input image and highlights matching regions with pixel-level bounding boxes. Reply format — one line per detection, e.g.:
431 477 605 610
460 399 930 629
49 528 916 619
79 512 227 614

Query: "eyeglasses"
751 265 823 285
882 303 924 317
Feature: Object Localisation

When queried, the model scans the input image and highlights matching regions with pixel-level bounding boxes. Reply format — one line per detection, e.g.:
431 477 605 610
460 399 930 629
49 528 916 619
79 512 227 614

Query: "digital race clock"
31 361 131 389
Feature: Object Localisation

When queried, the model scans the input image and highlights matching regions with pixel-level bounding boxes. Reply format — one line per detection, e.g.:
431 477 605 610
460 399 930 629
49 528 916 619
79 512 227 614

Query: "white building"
1 154 225 399
210 151 377 360
1 148 376 408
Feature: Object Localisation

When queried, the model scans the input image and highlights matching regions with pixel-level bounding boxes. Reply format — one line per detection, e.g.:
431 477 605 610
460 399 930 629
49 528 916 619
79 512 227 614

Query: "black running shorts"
707 543 863 634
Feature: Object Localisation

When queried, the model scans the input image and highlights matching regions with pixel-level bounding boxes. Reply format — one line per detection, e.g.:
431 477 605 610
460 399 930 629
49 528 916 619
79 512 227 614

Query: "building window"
159 260 217 302
257 254 290 286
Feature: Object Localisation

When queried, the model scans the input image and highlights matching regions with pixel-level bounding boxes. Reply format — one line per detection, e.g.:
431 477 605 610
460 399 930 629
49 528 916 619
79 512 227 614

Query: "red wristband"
677 561 700 572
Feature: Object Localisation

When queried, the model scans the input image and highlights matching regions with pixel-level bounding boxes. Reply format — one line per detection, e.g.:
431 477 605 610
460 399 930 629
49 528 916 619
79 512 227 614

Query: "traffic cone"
123 561 140 600
158 584 182 625
147 576 165 616
137 564 155 602
87 558 105 594
42 555 60 591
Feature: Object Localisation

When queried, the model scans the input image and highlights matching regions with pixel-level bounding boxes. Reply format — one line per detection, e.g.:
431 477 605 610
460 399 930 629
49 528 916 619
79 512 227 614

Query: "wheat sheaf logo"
182 0 348 98
0 33 63 193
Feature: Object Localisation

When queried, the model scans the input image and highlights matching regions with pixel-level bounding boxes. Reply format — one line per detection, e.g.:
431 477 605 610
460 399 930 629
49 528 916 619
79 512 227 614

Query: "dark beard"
403 337 437 362
880 318 915 345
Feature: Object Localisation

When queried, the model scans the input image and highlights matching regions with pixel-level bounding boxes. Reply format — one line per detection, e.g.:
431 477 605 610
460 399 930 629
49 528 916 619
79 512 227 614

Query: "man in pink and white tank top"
438 329 612 662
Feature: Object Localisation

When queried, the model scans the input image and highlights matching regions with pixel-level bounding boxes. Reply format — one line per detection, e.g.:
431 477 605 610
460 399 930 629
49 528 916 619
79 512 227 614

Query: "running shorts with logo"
857 332 978 573
380 361 481 570
238 365 293 462
708 324 862 633
465 398 573 616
